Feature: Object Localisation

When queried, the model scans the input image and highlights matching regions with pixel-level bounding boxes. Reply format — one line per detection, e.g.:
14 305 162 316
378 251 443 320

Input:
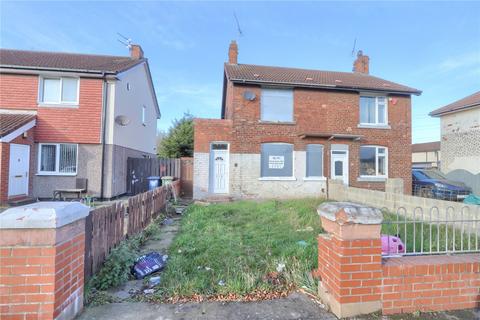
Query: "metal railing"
381 206 480 257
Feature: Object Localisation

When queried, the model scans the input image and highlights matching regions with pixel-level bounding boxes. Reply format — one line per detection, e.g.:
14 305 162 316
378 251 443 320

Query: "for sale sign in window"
268 155 285 169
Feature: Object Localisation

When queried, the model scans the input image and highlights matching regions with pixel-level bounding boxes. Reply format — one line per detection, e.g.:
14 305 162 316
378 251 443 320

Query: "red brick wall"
317 220 480 316
0 128 35 204
382 255 480 315
0 74 39 109
0 73 103 144
194 118 233 153
200 82 413 194
317 235 383 305
0 246 57 318
53 232 85 318
0 220 86 319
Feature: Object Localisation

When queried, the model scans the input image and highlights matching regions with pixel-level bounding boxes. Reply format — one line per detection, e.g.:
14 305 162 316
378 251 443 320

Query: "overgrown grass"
153 198 325 300
382 213 479 254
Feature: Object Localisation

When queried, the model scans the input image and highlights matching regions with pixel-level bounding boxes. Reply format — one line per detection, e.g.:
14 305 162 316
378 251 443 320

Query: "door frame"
330 148 349 185
8 143 30 197
209 141 230 194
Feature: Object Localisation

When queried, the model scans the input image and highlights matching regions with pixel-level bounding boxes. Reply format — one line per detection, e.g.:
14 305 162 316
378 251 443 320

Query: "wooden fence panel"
84 201 125 279
127 158 181 195
180 157 193 198
84 181 181 279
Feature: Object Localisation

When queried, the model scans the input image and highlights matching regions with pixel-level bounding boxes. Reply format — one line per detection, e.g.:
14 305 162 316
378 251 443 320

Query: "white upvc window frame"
359 145 388 178
38 76 80 106
359 94 388 126
37 143 78 176
142 105 147 126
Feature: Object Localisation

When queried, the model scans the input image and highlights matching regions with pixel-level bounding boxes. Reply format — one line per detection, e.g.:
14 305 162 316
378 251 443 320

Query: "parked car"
412 169 472 201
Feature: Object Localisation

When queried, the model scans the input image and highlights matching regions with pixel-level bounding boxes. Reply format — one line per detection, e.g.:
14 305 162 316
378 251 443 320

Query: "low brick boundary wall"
0 202 89 320
316 202 480 318
383 254 480 314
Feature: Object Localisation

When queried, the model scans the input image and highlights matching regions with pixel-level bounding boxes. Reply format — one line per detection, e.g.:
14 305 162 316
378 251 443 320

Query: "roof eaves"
0 64 114 74
230 78 421 95
429 103 480 117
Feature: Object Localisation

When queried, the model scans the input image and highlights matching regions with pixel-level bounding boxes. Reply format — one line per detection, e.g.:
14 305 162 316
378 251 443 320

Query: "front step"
8 196 37 207
203 195 234 203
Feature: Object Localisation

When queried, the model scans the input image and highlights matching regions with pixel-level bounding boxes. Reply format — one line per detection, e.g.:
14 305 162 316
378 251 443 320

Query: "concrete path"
78 292 335 320
107 216 182 301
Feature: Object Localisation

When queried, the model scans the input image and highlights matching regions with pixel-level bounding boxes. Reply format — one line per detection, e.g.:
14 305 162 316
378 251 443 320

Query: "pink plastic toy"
381 235 405 255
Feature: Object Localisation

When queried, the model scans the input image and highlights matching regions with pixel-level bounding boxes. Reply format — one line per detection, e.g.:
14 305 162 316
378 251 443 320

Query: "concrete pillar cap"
318 202 382 225
0 201 90 229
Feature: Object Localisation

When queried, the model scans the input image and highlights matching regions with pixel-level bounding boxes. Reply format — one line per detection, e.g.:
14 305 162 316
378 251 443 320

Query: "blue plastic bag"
131 252 168 279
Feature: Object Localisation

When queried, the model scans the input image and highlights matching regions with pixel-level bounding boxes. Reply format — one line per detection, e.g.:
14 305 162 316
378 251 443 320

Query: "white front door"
331 150 348 185
8 144 30 197
210 143 229 194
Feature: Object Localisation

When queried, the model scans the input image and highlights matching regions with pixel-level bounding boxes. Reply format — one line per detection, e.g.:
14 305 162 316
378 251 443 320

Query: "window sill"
258 120 296 125
36 173 77 177
258 177 297 181
303 177 327 181
38 103 79 108
357 124 391 129
357 176 387 182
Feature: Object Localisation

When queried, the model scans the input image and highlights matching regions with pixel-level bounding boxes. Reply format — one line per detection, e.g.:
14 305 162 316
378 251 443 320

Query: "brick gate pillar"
0 202 90 320
316 202 383 318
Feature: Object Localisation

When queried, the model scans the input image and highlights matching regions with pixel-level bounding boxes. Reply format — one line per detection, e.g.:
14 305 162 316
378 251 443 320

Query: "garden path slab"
78 292 336 320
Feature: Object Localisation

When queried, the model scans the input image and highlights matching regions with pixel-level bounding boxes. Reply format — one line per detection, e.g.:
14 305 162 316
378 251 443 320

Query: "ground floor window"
38 143 78 175
306 144 324 177
359 146 387 177
260 143 293 178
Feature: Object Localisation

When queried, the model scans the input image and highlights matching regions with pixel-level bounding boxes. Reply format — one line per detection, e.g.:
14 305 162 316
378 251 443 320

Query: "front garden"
151 198 325 302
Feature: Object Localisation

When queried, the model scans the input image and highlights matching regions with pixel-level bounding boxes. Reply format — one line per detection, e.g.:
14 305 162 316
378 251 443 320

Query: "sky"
1 1 479 143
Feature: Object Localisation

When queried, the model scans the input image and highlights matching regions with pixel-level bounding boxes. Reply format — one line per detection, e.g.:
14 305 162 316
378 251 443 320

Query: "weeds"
151 198 325 301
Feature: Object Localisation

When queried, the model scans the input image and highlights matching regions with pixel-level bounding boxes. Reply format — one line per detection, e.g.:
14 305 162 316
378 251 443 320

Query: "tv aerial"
117 33 132 49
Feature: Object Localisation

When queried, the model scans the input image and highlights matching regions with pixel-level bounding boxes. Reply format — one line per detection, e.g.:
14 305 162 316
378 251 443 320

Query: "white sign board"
268 155 284 169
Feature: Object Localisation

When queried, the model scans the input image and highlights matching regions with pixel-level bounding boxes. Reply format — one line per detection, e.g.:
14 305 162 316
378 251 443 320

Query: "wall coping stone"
318 201 383 225
0 201 90 229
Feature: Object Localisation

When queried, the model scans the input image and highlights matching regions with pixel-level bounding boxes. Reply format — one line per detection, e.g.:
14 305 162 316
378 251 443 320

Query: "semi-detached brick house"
0 45 160 204
193 41 421 199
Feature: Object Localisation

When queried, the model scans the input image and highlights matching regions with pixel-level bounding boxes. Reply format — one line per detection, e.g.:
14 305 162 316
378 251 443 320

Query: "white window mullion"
55 144 60 173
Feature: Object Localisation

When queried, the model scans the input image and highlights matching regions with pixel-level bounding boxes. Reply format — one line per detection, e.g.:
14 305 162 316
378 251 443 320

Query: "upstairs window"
306 144 324 178
38 143 78 175
260 143 293 178
40 77 79 104
360 146 387 177
261 88 293 122
359 96 387 125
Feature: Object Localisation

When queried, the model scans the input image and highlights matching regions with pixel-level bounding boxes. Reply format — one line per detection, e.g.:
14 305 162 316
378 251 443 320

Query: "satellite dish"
243 91 256 101
115 115 130 126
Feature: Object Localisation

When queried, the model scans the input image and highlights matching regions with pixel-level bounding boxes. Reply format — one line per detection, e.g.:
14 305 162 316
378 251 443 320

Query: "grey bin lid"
147 176 161 180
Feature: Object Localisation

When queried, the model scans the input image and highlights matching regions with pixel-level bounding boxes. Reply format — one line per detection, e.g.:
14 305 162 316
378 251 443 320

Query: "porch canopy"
0 112 36 142
299 132 364 141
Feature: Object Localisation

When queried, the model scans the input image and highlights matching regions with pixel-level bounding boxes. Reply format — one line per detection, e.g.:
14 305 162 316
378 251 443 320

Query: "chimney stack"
228 40 238 64
130 44 144 60
353 50 369 74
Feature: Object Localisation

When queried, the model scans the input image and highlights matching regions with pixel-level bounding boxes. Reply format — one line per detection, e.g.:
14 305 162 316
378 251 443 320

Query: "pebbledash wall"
316 202 480 318
193 82 413 200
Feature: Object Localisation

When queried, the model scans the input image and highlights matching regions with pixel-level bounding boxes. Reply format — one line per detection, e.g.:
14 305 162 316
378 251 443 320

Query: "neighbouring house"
411 141 440 169
193 41 421 200
429 91 480 195
0 45 160 204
